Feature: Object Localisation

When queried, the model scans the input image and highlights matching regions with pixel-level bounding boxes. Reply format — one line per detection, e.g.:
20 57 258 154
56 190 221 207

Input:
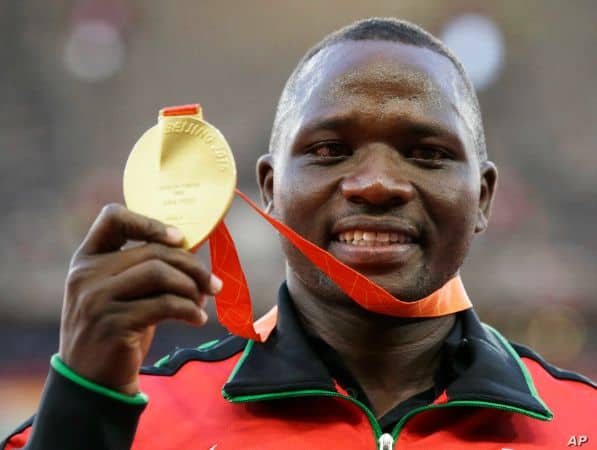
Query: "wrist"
51 354 148 405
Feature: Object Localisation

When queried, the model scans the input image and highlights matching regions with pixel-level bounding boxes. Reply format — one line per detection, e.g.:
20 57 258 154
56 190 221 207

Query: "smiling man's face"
258 40 497 303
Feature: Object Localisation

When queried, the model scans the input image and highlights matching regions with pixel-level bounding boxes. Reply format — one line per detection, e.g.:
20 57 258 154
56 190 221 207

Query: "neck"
287 275 456 417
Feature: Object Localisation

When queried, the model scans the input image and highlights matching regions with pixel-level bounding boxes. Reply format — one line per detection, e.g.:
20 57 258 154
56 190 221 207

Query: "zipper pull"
378 433 394 450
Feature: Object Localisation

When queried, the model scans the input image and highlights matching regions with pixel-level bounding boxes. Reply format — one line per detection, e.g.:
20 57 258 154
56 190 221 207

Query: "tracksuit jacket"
3 284 596 449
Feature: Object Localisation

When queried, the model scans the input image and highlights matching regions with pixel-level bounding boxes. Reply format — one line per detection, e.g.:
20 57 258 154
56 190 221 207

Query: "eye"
307 142 351 158
408 146 450 161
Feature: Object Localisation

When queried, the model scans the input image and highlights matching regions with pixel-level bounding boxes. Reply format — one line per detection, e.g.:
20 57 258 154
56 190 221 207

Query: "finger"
78 203 184 255
112 294 208 329
101 243 222 295
108 259 204 305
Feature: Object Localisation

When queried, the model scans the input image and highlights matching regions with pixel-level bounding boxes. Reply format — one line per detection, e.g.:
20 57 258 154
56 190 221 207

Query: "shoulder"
134 334 249 440
140 333 248 377
511 341 596 391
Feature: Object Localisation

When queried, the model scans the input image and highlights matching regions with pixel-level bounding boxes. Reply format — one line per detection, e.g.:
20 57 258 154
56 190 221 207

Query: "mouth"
329 217 421 269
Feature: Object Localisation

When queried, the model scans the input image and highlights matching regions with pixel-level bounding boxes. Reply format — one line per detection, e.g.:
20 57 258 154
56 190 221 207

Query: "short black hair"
270 17 487 161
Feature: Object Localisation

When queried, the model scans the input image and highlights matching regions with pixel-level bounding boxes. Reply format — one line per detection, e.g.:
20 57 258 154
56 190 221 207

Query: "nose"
340 148 415 207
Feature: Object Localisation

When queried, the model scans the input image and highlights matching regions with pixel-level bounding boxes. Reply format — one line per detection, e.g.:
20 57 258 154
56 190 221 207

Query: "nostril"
347 196 408 211
341 177 415 206
347 195 366 205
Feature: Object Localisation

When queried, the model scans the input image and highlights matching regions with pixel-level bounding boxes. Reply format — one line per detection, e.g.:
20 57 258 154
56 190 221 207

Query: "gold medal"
123 105 236 249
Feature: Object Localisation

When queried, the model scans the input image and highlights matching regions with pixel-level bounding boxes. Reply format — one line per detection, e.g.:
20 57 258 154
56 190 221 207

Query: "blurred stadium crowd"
0 0 595 435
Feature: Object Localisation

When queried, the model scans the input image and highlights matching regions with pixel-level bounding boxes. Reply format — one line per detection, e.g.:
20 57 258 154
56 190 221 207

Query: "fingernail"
209 274 223 295
165 226 184 243
199 309 208 323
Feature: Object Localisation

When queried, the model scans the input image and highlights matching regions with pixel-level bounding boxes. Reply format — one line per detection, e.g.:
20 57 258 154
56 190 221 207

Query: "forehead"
288 40 474 142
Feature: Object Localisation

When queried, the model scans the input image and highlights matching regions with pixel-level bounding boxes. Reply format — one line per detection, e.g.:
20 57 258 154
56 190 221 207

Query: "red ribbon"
206 189 471 342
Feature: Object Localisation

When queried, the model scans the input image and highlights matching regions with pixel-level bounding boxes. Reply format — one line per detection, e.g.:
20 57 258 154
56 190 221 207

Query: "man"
3 18 595 450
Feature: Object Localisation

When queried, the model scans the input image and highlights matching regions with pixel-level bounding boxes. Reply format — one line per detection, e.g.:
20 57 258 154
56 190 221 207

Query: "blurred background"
1 0 595 435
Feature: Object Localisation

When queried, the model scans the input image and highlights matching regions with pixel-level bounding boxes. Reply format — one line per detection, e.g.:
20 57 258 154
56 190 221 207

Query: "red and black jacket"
3 284 596 449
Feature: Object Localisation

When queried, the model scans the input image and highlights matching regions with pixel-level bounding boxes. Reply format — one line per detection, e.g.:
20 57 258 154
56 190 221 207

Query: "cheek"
422 168 479 255
272 162 341 286
273 162 339 238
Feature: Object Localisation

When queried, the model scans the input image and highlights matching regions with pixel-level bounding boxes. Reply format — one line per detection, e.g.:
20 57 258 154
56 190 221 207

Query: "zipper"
225 334 552 448
225 390 551 450
378 433 394 450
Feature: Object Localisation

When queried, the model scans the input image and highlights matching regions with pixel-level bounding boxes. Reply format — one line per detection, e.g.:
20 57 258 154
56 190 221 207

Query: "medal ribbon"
162 105 473 342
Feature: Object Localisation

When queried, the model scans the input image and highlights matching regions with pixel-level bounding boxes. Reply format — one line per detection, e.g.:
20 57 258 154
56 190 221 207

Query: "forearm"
3 358 146 450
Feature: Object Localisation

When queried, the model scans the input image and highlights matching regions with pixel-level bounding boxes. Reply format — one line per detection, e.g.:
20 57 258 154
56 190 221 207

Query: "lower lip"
329 240 420 269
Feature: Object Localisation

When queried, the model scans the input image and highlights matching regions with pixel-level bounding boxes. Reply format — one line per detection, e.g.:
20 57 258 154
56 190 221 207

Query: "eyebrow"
301 115 459 139
301 116 352 133
404 122 458 138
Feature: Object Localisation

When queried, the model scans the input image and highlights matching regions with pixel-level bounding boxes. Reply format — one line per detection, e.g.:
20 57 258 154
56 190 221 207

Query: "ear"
475 160 498 234
256 153 275 214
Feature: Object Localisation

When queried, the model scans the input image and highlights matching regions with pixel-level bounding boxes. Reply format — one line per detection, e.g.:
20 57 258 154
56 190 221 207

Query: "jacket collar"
223 283 552 420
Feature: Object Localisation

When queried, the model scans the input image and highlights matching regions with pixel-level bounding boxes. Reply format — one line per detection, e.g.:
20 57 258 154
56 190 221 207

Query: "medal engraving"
124 108 236 250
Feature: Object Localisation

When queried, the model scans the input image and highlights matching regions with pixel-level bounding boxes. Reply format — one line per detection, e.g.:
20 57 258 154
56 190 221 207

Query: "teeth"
362 231 376 241
337 230 413 245
377 232 389 242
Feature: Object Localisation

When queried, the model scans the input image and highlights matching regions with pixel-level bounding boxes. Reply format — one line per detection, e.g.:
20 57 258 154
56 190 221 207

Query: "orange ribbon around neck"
209 190 472 342
131 104 473 342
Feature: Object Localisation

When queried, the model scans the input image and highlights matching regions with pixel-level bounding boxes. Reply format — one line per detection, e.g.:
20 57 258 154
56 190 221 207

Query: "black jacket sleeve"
1 367 145 450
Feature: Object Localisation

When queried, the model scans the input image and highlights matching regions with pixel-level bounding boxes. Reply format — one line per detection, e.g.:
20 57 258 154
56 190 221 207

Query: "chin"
357 262 456 302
